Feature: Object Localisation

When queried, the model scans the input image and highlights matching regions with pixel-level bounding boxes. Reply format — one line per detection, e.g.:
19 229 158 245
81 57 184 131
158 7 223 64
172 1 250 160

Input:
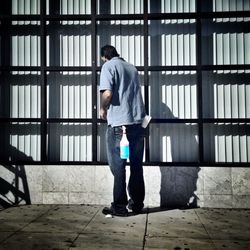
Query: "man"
99 45 146 216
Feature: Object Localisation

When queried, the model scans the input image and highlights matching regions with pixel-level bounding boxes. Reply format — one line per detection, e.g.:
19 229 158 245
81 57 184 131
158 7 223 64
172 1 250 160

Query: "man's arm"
100 90 113 120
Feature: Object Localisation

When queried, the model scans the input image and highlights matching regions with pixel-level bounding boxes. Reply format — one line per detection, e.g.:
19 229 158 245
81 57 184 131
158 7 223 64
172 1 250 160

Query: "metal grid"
0 0 250 166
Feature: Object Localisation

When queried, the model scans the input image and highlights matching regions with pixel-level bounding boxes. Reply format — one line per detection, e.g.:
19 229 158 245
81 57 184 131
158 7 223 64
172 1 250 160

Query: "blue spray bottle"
120 126 129 159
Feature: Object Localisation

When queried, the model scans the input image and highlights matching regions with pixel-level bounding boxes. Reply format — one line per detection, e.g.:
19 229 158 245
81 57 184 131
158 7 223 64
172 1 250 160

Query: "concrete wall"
1 165 250 208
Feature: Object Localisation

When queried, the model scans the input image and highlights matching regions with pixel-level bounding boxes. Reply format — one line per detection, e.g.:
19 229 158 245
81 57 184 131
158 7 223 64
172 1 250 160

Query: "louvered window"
0 0 249 166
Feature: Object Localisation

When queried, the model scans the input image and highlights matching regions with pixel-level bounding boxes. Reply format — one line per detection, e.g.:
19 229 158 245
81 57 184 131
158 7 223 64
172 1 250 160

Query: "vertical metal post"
40 0 47 162
196 0 204 163
1 1 11 160
91 0 97 162
144 0 150 162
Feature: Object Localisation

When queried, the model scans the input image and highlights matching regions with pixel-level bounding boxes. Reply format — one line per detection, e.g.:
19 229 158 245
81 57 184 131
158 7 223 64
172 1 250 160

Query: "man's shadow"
158 103 200 209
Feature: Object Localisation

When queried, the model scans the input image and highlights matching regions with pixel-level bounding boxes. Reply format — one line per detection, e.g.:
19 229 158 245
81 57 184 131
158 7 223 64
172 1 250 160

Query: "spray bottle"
120 126 129 159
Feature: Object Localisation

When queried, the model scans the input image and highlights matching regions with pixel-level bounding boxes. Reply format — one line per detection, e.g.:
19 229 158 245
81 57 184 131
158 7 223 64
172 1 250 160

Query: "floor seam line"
195 209 218 249
68 206 100 248
142 207 149 250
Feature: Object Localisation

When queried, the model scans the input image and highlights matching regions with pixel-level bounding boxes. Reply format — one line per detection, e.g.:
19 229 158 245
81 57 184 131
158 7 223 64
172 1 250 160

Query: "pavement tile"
22 204 100 233
0 232 77 250
0 205 55 232
69 233 143 250
0 232 14 243
146 208 210 239
144 236 215 250
196 208 250 240
212 240 250 250
83 209 147 237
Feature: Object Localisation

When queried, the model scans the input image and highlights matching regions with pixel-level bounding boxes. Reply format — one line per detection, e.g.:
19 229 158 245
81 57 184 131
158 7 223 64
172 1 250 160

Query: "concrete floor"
0 205 250 250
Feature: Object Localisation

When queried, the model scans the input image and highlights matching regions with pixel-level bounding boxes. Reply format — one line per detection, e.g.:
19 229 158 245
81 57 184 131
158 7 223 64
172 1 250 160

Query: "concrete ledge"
1 165 250 208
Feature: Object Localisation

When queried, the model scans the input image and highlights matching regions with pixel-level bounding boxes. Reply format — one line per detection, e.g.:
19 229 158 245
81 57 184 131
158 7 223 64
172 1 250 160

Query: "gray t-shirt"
99 57 146 127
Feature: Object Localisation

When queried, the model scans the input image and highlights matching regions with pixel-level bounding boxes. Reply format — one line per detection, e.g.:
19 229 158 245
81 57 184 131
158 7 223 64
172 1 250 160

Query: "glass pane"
148 0 196 13
47 0 91 15
47 122 92 161
202 18 250 65
97 0 143 14
149 71 197 119
12 0 40 14
0 122 41 161
97 20 144 67
46 20 91 66
204 123 250 162
0 71 41 118
97 123 107 162
47 71 92 118
10 21 40 66
148 19 196 66
203 70 250 119
201 0 250 12
149 123 199 162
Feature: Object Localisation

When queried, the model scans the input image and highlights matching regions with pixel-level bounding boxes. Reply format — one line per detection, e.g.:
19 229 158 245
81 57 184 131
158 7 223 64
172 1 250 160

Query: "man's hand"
100 108 107 120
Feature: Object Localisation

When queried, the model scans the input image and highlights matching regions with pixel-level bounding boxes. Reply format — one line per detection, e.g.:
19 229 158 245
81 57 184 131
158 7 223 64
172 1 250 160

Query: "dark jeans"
106 124 145 213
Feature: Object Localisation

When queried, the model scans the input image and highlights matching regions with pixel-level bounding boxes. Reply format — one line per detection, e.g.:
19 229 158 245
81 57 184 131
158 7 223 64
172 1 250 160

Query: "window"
0 0 250 166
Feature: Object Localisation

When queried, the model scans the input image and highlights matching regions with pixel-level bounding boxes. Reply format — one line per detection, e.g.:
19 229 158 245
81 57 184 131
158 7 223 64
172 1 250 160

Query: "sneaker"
128 200 143 214
102 207 128 217
128 206 143 214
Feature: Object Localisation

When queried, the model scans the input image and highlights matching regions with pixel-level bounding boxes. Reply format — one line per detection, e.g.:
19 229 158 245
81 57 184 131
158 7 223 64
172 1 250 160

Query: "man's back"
100 57 145 127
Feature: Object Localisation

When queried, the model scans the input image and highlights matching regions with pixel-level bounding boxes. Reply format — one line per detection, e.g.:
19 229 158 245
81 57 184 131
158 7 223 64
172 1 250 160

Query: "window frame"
0 0 250 166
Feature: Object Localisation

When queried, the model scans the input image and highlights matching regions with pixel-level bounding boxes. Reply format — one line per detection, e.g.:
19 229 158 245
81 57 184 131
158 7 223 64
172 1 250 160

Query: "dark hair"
101 45 120 60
